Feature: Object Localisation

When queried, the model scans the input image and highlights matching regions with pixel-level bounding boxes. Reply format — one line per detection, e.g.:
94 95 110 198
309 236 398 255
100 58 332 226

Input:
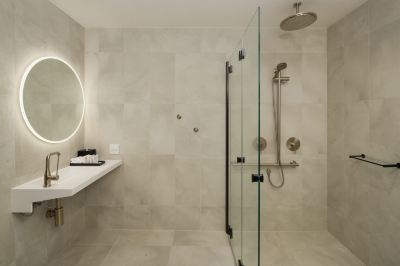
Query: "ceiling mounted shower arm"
349 154 400 168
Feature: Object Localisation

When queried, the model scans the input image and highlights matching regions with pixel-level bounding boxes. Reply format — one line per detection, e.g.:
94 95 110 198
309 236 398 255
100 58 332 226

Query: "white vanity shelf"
11 160 122 213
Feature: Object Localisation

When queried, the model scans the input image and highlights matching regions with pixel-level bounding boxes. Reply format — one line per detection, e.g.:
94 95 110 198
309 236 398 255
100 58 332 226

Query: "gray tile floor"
48 229 234 266
49 230 364 266
259 231 365 266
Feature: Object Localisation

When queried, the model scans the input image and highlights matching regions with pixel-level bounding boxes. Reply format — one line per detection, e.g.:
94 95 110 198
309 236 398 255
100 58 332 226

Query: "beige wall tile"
327 46 345 104
302 104 327 155
328 2 400 265
0 0 86 265
85 24 327 237
150 155 175 206
175 53 225 104
175 157 201 206
99 29 124 52
123 155 151 205
150 206 176 229
369 0 400 32
85 29 234 232
302 53 327 104
370 19 400 100
344 35 369 103
149 104 175 155
86 167 124 207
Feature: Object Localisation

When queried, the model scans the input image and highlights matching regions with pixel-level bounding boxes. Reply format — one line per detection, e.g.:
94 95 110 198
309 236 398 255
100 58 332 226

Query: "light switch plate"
109 144 120 155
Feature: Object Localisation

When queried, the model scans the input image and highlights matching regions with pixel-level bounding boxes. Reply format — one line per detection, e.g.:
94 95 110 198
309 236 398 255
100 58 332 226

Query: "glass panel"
241 8 261 266
228 7 260 266
228 41 243 264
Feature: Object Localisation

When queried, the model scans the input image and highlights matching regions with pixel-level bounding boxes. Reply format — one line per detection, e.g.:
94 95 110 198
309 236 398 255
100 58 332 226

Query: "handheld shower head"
276 63 287 72
274 62 287 78
274 63 289 82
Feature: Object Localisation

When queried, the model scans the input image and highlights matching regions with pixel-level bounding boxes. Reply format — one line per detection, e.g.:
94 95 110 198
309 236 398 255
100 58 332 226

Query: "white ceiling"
50 0 367 29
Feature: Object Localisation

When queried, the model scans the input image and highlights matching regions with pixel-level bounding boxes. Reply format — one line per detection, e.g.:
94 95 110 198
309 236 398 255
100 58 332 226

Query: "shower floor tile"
49 230 363 266
49 229 234 266
260 231 365 266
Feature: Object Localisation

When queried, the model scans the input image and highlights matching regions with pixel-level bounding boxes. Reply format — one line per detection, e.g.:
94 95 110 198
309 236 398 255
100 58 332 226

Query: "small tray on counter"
70 160 105 166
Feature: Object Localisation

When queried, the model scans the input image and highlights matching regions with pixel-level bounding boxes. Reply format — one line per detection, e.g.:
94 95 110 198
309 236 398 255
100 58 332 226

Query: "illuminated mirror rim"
19 56 85 144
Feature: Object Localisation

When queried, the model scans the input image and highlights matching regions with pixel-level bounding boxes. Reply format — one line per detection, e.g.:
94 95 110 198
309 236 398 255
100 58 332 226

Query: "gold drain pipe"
46 199 64 226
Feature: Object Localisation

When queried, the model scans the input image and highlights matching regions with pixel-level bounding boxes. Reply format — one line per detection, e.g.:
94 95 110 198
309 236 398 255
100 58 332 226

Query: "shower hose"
267 79 285 188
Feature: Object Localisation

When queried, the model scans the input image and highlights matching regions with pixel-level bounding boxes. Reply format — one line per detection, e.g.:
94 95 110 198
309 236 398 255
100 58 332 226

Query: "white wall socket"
109 144 120 155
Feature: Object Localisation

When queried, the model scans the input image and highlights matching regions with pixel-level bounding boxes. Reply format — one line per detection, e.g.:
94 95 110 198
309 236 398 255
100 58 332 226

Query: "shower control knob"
254 137 267 151
286 137 300 151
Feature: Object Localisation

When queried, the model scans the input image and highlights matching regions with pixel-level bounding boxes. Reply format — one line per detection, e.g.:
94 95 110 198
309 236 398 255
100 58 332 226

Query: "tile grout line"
99 235 122 265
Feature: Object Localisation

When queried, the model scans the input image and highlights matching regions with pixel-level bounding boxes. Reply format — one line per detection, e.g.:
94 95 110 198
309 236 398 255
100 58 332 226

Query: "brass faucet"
44 152 61 187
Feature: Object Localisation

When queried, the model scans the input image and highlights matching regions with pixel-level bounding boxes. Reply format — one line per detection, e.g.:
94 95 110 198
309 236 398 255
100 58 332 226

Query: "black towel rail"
349 154 400 168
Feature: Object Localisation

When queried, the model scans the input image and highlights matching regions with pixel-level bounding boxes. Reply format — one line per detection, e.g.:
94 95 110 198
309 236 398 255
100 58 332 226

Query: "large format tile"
149 104 175 155
344 35 369 103
167 246 234 266
175 157 202 206
149 155 175 206
117 230 175 246
291 245 365 266
48 246 111 266
0 0 86 265
173 231 229 247
175 53 225 104
99 29 124 52
101 238 171 266
122 155 151 206
302 53 327 104
369 0 400 32
264 231 365 266
73 229 120 246
261 232 299 266
370 19 400 100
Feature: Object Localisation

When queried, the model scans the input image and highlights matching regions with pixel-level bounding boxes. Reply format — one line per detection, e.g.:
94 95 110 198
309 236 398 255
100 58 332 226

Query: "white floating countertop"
11 160 122 213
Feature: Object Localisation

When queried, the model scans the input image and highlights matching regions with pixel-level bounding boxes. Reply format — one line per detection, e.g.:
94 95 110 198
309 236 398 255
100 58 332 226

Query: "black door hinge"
237 157 245 163
227 225 233 239
238 259 244 266
251 173 264 183
239 49 245 61
228 65 233 74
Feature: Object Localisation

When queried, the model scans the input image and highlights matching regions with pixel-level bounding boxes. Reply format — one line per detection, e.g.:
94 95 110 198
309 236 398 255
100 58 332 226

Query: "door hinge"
227 225 233 239
251 173 264 183
237 157 245 163
228 65 233 73
239 49 245 61
238 259 244 266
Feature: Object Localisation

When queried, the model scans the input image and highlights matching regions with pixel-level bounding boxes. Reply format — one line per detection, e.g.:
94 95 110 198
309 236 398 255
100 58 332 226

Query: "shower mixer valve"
286 137 301 152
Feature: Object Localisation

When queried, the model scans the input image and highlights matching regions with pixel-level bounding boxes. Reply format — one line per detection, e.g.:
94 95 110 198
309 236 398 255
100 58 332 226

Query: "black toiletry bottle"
77 149 96 157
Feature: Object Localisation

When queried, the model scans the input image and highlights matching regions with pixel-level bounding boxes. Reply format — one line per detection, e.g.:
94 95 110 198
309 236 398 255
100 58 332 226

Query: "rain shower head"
280 2 317 31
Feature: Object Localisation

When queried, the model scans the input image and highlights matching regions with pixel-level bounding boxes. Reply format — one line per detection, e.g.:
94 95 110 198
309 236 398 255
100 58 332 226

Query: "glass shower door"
228 7 261 266
241 8 261 266
228 40 243 264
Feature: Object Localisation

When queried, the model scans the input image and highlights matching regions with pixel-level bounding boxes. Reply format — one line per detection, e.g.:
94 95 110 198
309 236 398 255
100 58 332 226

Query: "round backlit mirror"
19 57 85 143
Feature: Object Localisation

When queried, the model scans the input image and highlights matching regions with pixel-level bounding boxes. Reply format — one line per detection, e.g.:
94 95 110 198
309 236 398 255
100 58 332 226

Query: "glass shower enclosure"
226 7 261 266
